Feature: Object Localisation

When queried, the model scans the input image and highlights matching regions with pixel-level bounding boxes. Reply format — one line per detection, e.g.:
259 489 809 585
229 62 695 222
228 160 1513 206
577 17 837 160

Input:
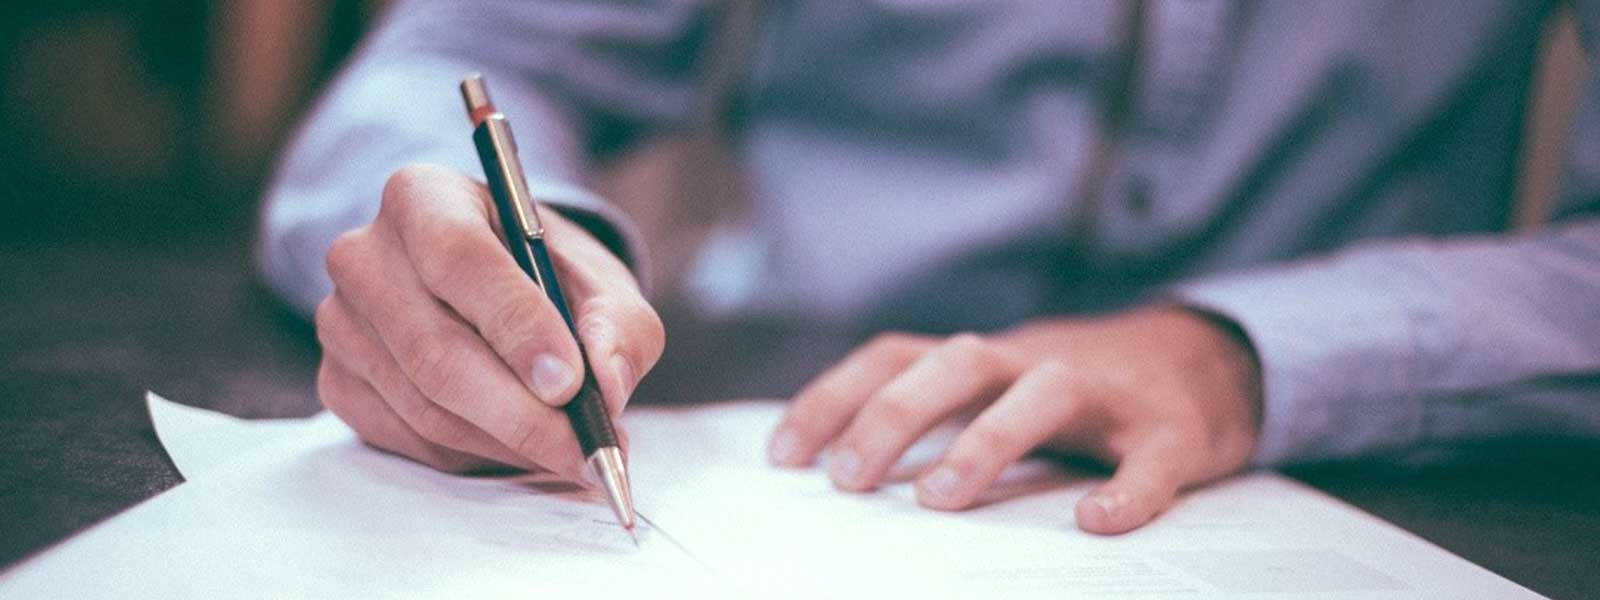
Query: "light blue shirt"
259 0 1600 466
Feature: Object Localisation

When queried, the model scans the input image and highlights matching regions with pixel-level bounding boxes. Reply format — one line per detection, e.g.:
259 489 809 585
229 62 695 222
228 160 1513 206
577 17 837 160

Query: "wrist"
1162 305 1265 448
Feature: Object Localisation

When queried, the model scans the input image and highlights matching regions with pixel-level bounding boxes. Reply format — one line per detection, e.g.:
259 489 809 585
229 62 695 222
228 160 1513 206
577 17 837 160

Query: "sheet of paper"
0 395 724 599
145 391 343 479
1 395 1544 599
626 403 1545 599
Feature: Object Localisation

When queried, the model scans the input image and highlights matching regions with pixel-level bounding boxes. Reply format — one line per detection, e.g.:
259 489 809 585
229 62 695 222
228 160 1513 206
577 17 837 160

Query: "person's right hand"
314 164 664 480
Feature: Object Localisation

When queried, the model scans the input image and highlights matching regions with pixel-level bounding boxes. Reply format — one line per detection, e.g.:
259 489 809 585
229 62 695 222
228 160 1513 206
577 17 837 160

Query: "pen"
459 74 638 542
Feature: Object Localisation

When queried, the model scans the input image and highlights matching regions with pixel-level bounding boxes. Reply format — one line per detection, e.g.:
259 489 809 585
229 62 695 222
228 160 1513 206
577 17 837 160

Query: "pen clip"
483 115 545 240
461 74 544 241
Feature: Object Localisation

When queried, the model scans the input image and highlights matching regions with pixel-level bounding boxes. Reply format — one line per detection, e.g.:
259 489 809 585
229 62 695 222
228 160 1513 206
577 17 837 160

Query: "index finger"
379 164 587 407
768 333 935 467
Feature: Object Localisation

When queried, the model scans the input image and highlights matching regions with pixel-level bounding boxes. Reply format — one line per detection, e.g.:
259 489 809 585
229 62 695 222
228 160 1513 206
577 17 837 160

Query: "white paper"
625 403 1545 600
145 391 343 479
0 395 1544 599
1 395 722 599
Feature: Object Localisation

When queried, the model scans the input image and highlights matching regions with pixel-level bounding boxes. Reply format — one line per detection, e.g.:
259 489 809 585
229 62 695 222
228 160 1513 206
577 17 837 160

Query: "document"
0 395 722 599
0 394 1544 599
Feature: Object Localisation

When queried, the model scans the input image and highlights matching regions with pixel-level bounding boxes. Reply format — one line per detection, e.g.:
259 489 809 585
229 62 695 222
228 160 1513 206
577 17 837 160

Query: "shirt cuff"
1169 264 1427 466
533 176 650 294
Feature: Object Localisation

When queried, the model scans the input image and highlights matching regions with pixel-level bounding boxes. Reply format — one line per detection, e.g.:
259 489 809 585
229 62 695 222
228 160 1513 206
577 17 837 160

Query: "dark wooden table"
2 242 1596 599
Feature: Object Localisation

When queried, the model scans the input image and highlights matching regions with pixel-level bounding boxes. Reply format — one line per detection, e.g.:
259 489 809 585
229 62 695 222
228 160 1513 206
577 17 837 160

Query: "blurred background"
0 3 382 563
0 0 745 292
0 1 380 247
0 1 1585 284
0 2 1584 415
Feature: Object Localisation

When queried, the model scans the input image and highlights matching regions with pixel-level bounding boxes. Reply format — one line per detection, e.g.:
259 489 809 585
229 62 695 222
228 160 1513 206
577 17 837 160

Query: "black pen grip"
564 376 618 456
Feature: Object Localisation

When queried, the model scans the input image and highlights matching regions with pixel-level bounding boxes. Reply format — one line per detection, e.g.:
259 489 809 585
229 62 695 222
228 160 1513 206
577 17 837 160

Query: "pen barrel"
466 89 623 467
475 127 538 277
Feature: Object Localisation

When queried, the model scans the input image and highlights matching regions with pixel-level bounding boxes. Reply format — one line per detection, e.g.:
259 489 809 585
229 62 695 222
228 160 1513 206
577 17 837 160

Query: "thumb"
573 294 665 416
1074 440 1188 535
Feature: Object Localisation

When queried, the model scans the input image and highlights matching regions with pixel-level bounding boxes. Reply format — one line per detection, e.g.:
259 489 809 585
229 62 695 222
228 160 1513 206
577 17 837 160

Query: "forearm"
258 65 573 313
256 0 698 315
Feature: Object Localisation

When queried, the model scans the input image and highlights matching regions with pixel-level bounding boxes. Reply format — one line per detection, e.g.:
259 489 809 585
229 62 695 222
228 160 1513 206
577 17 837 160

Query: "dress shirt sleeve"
257 0 721 315
1173 6 1600 465
1173 219 1600 465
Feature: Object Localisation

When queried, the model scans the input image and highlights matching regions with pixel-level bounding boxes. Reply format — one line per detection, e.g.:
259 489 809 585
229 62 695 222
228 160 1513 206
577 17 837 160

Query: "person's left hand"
766 306 1263 534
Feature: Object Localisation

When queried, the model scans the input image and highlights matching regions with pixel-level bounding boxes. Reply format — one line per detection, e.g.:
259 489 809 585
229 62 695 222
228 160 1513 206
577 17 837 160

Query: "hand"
766 307 1262 534
315 164 664 479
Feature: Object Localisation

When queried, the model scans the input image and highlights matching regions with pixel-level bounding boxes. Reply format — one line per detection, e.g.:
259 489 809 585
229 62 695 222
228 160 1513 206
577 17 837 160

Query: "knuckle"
316 362 363 423
313 301 381 382
409 403 469 449
401 333 467 395
578 309 616 350
313 300 340 347
572 300 611 338
614 299 666 367
416 223 484 286
634 303 666 355
579 295 666 365
315 363 341 410
380 164 445 214
578 294 615 318
314 333 346 372
313 298 335 330
862 390 920 432
488 298 552 353
324 229 370 285
968 424 1018 454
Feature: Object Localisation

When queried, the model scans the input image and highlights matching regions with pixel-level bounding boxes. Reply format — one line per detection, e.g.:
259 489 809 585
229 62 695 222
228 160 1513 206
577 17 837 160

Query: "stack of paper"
0 394 1543 599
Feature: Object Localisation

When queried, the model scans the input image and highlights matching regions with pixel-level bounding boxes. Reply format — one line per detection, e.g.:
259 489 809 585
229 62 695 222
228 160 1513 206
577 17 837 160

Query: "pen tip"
626 525 639 548
588 447 638 535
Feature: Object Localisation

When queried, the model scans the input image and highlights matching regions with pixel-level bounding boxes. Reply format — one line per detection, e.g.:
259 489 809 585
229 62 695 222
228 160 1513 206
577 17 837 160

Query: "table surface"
2 242 1596 599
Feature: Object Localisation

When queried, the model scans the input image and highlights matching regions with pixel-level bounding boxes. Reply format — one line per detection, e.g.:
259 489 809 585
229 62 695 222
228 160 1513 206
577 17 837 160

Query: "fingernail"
1089 492 1128 519
919 466 962 501
768 429 800 466
609 354 636 402
530 354 576 404
829 449 862 487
